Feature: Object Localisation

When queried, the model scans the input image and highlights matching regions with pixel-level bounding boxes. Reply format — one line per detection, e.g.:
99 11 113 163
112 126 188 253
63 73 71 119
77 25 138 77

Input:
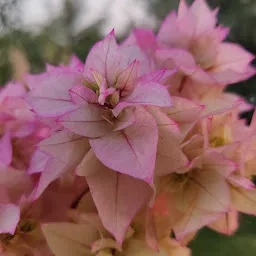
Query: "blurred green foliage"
0 0 255 254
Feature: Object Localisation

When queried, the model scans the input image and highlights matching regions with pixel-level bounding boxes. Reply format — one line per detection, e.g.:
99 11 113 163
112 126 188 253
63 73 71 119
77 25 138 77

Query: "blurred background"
0 0 255 254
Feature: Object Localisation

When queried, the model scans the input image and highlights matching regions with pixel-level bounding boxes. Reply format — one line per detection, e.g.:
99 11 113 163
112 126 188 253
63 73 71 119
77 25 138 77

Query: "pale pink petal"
200 90 244 117
115 60 139 96
192 169 231 212
194 151 237 177
0 133 12 169
32 158 67 200
157 11 195 49
0 82 26 103
210 68 256 85
228 175 255 190
156 49 197 74
76 149 102 177
58 104 113 138
84 30 120 85
137 69 177 85
0 203 20 234
69 86 97 104
87 166 152 243
120 35 153 75
147 107 188 175
174 210 221 240
39 129 90 164
208 208 238 235
190 0 218 35
231 187 256 215
89 107 158 182
213 43 254 73
27 150 49 174
68 54 84 72
164 96 204 123
114 108 136 131
127 29 158 58
113 81 172 117
42 222 99 256
26 70 83 117
178 0 188 17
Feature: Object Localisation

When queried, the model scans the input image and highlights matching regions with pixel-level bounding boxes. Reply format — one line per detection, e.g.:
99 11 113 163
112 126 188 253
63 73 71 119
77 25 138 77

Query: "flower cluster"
0 0 255 255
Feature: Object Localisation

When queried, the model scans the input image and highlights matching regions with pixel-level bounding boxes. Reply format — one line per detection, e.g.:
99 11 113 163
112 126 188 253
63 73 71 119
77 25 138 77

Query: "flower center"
209 136 226 147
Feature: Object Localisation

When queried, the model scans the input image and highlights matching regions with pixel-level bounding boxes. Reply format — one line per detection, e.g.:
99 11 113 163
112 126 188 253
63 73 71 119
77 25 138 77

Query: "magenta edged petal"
58 104 113 138
113 81 172 116
69 86 98 104
39 129 90 164
84 29 120 85
87 167 152 243
89 107 158 182
26 70 83 117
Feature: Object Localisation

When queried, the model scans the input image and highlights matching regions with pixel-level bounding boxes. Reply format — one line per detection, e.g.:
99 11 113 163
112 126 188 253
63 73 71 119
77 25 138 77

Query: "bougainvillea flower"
56 31 173 182
156 0 255 86
154 151 236 240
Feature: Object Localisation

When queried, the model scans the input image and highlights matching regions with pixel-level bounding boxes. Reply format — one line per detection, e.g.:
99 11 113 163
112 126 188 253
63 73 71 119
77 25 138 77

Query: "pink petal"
87 166 152 243
189 0 218 35
210 68 256 85
39 129 90 164
200 89 244 117
192 169 231 212
194 151 237 177
115 60 139 96
127 29 158 58
68 54 84 72
147 107 188 175
32 158 67 200
164 96 204 123
113 80 172 117
76 149 102 177
157 11 195 49
213 43 254 73
0 133 12 170
42 222 98 256
114 108 136 131
0 203 20 234
69 86 97 104
208 208 238 235
137 69 177 85
156 49 197 74
27 150 49 174
0 82 26 103
26 70 83 117
178 0 188 16
174 210 221 240
228 175 255 190
120 35 153 75
84 30 120 85
231 187 256 215
58 104 113 138
89 107 158 182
